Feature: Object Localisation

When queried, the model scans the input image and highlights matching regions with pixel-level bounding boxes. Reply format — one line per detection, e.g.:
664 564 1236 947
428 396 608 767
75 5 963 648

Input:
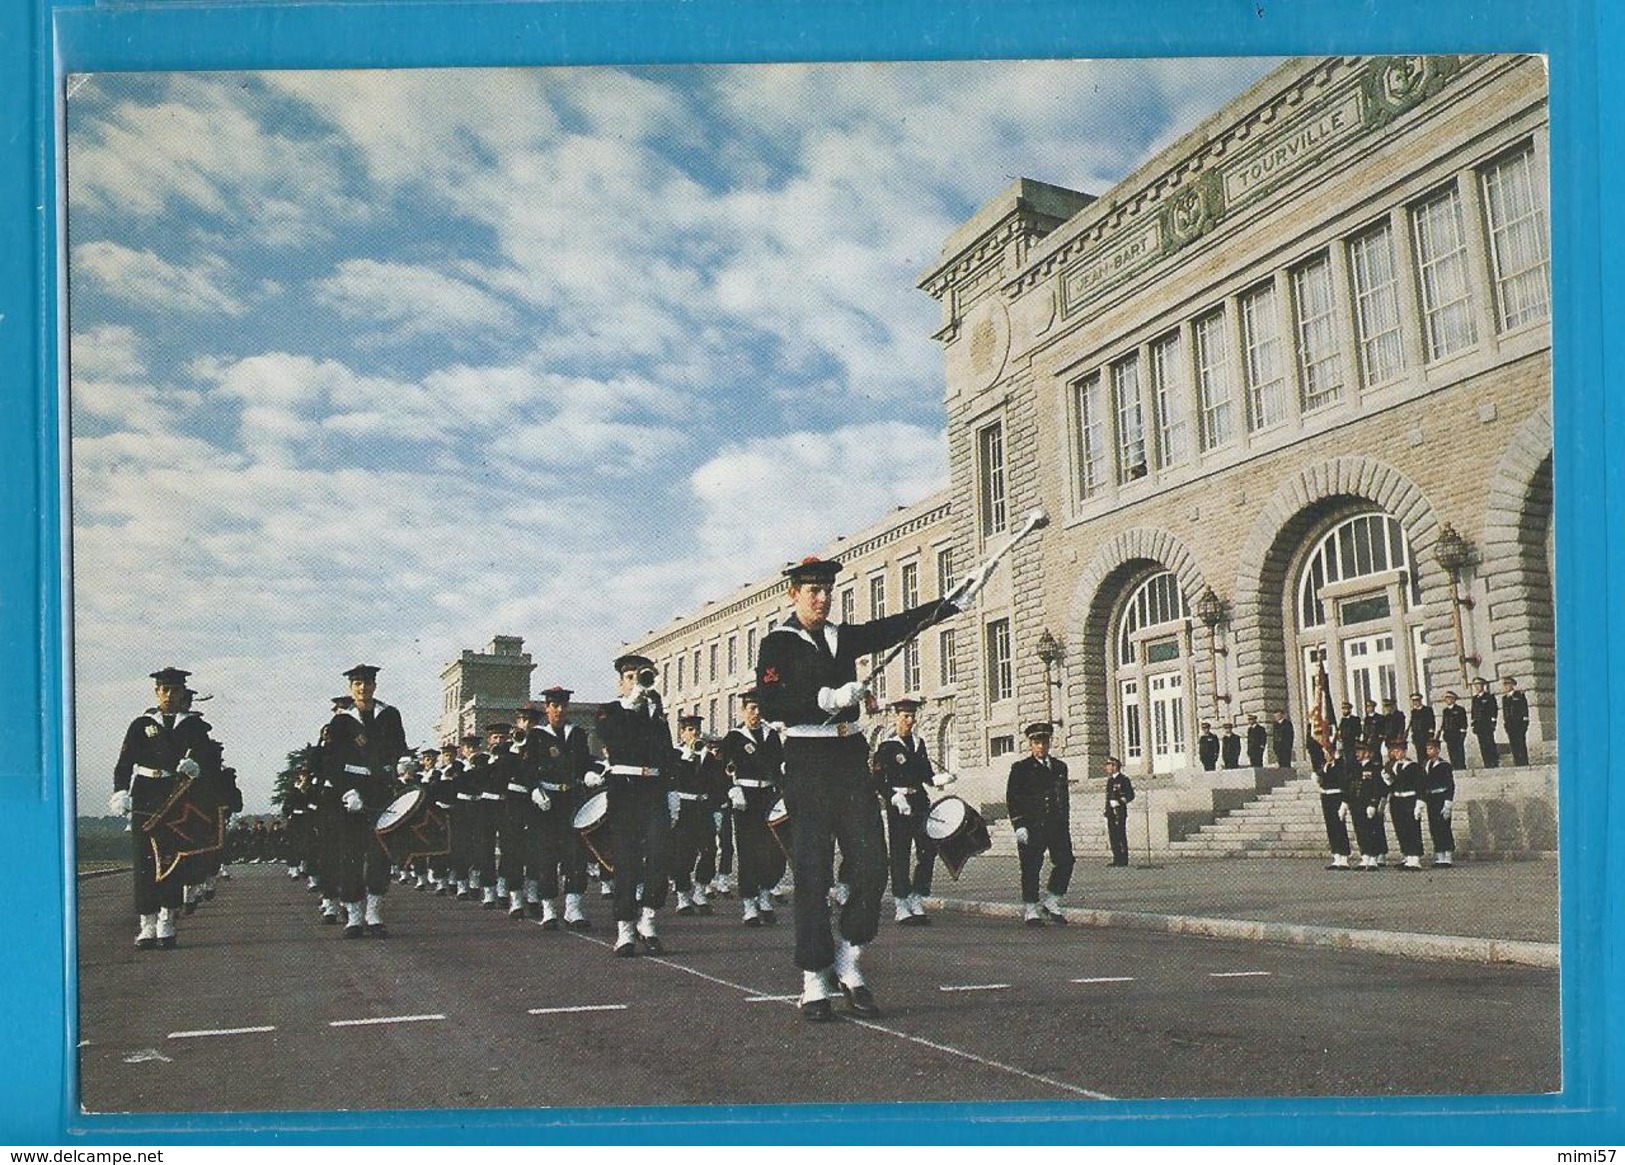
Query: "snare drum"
766 797 792 861
374 786 451 865
573 791 615 875
924 795 992 880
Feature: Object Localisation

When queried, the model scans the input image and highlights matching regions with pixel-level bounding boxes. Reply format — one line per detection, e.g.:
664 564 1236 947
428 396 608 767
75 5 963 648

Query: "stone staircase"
1168 775 1327 858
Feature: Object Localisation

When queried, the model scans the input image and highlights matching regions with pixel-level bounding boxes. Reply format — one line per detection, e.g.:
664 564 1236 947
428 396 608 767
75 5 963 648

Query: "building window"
989 734 1017 759
1150 332 1190 470
1113 355 1147 483
872 662 887 703
1297 512 1416 630
663 663 670 693
977 421 1007 536
727 635 737 675
1116 571 1189 666
901 561 919 610
939 628 958 686
1481 143 1550 330
840 588 855 625
869 574 887 620
936 547 955 598
692 649 701 685
708 698 717 735
903 639 922 694
985 618 1012 703
677 657 685 692
727 693 736 727
746 628 757 667
1114 571 1191 775
708 643 718 682
1073 372 1108 499
1121 678 1143 762
1240 281 1286 431
1193 309 1234 452
1348 222 1405 386
1291 253 1343 412
1413 185 1478 360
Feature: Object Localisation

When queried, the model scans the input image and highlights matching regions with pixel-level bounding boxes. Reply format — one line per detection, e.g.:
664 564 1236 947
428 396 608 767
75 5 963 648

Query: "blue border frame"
4 0 1617 1144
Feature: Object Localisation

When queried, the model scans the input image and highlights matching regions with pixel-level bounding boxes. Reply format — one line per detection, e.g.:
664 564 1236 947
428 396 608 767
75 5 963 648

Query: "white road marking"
744 995 800 1003
526 1004 628 1016
168 1025 277 1040
1071 976 1136 984
328 1013 446 1028
122 1049 173 1064
566 930 1114 1101
938 983 1011 993
1209 971 1273 978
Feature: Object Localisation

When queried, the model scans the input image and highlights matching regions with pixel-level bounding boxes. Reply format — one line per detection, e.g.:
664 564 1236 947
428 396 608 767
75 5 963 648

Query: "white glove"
817 681 868 713
1014 826 1030 846
1366 805 1377 820
530 788 552 812
931 771 957 788
584 769 605 788
108 789 132 816
176 756 201 780
1108 799 1121 809
1414 801 1425 822
1338 802 1350 824
890 791 912 816
667 791 682 823
728 786 748 812
397 756 416 777
342 789 364 813
1441 800 1453 820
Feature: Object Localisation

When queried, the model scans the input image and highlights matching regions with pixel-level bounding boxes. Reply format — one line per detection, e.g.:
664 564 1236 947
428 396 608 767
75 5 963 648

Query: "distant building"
436 635 536 743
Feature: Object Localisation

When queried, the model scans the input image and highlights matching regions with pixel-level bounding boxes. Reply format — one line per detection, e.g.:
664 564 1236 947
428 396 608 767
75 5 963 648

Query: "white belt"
343 764 370 776
480 792 503 801
1390 790 1417 798
507 783 530 794
675 791 707 801
1426 787 1451 796
734 778 774 789
132 765 171 778
456 793 475 801
609 765 661 777
782 723 860 738
891 786 921 795
540 782 573 792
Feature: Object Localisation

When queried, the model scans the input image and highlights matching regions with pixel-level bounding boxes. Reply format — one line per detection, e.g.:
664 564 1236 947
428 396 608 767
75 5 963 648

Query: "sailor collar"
342 700 391 724
540 723 574 741
774 613 842 657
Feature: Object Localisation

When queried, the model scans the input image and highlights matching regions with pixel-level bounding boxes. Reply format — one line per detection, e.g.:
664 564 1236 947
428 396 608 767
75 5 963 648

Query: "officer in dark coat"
1219 723 1242 769
1470 678 1500 767
530 686 596 930
1348 742 1389 869
1337 701 1363 758
1380 698 1406 743
1360 700 1385 751
1271 710 1295 768
320 664 410 937
1420 737 1457 867
755 555 970 1021
670 715 719 917
1501 677 1530 766
1245 715 1267 767
1007 721 1076 924
718 688 786 927
1197 723 1220 771
595 653 680 957
1102 756 1135 867
1439 691 1469 769
110 667 219 949
871 697 952 924
1383 738 1426 870
1407 694 1436 761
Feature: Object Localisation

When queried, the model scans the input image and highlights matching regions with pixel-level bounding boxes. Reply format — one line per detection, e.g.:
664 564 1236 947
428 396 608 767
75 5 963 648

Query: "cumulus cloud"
315 259 520 341
72 240 247 317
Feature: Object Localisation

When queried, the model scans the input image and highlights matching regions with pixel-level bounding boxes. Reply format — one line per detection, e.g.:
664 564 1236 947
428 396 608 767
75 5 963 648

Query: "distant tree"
272 745 316 815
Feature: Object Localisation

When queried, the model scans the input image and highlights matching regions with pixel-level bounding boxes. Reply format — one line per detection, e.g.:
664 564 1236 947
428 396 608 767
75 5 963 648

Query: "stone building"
435 635 536 743
919 53 1552 780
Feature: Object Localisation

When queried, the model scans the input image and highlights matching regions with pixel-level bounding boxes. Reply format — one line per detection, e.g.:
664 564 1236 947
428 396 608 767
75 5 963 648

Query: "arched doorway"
1112 570 1194 775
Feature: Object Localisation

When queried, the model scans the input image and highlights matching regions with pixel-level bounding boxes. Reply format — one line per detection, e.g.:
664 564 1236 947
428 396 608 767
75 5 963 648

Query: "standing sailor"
871 697 952 925
718 688 785 927
320 664 409 937
1420 737 1457 867
1101 755 1135 868
755 556 971 1020
110 667 217 950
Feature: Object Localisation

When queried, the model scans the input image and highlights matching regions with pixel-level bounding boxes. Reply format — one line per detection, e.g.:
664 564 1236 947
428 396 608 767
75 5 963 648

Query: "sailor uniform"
1197 730 1219 771
1349 756 1389 867
871 731 939 915
493 738 535 912
1315 754 1354 865
1503 688 1530 766
1407 703 1437 761
718 721 786 921
1102 770 1135 866
1271 716 1295 767
1421 754 1458 863
1384 754 1426 868
1220 730 1241 770
1245 723 1267 768
1471 689 1500 768
320 699 408 922
1440 702 1469 769
669 741 719 907
1006 753 1075 906
530 722 595 918
594 695 679 927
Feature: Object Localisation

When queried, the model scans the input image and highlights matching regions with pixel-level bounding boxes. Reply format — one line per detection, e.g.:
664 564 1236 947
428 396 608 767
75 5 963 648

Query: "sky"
66 57 1281 814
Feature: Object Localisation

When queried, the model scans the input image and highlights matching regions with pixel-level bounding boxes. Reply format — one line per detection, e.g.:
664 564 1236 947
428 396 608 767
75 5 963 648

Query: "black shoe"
759 909 777 925
321 912 340 925
135 937 157 950
613 940 637 958
342 924 364 939
568 918 593 932
527 902 545 919
541 917 560 931
743 914 762 927
203 888 216 900
676 904 695 916
639 934 664 956
183 901 198 916
482 899 500 911
1024 914 1046 927
1042 908 1068 925
801 998 835 1023
157 936 177 950
696 902 714 916
307 884 322 893
455 890 471 901
509 908 526 921
367 924 389 938
840 982 879 1016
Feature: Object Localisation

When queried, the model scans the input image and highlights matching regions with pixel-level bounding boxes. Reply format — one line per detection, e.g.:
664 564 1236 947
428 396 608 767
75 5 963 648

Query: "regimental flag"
1310 655 1338 760
143 775 229 882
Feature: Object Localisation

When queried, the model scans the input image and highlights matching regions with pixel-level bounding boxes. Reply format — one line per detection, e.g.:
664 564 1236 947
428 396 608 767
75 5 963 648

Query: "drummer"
1006 721 1077 926
669 715 717 916
531 685 596 931
871 697 954 926
321 664 410 937
594 653 679 957
718 688 785 927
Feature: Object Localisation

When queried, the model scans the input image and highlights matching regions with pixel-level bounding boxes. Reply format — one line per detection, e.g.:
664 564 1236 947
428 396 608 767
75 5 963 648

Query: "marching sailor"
755 555 971 1021
531 686 596 931
1006 721 1076 925
870 697 952 924
718 688 786 927
497 710 541 918
110 667 218 950
669 715 717 916
594 654 679 957
320 664 410 937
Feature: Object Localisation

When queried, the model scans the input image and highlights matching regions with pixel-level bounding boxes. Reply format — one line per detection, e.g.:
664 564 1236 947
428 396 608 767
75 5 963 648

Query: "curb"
925 895 1560 969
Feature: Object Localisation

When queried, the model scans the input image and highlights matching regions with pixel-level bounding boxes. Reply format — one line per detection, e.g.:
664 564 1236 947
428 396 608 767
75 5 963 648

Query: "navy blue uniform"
1006 754 1075 902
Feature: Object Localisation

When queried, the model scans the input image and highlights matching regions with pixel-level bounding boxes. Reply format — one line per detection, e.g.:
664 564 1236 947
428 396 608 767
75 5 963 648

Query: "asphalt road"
77 866 1560 1114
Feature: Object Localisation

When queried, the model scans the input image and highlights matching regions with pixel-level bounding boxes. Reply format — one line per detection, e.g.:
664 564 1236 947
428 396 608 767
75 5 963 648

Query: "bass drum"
923 795 992 880
572 791 615 875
